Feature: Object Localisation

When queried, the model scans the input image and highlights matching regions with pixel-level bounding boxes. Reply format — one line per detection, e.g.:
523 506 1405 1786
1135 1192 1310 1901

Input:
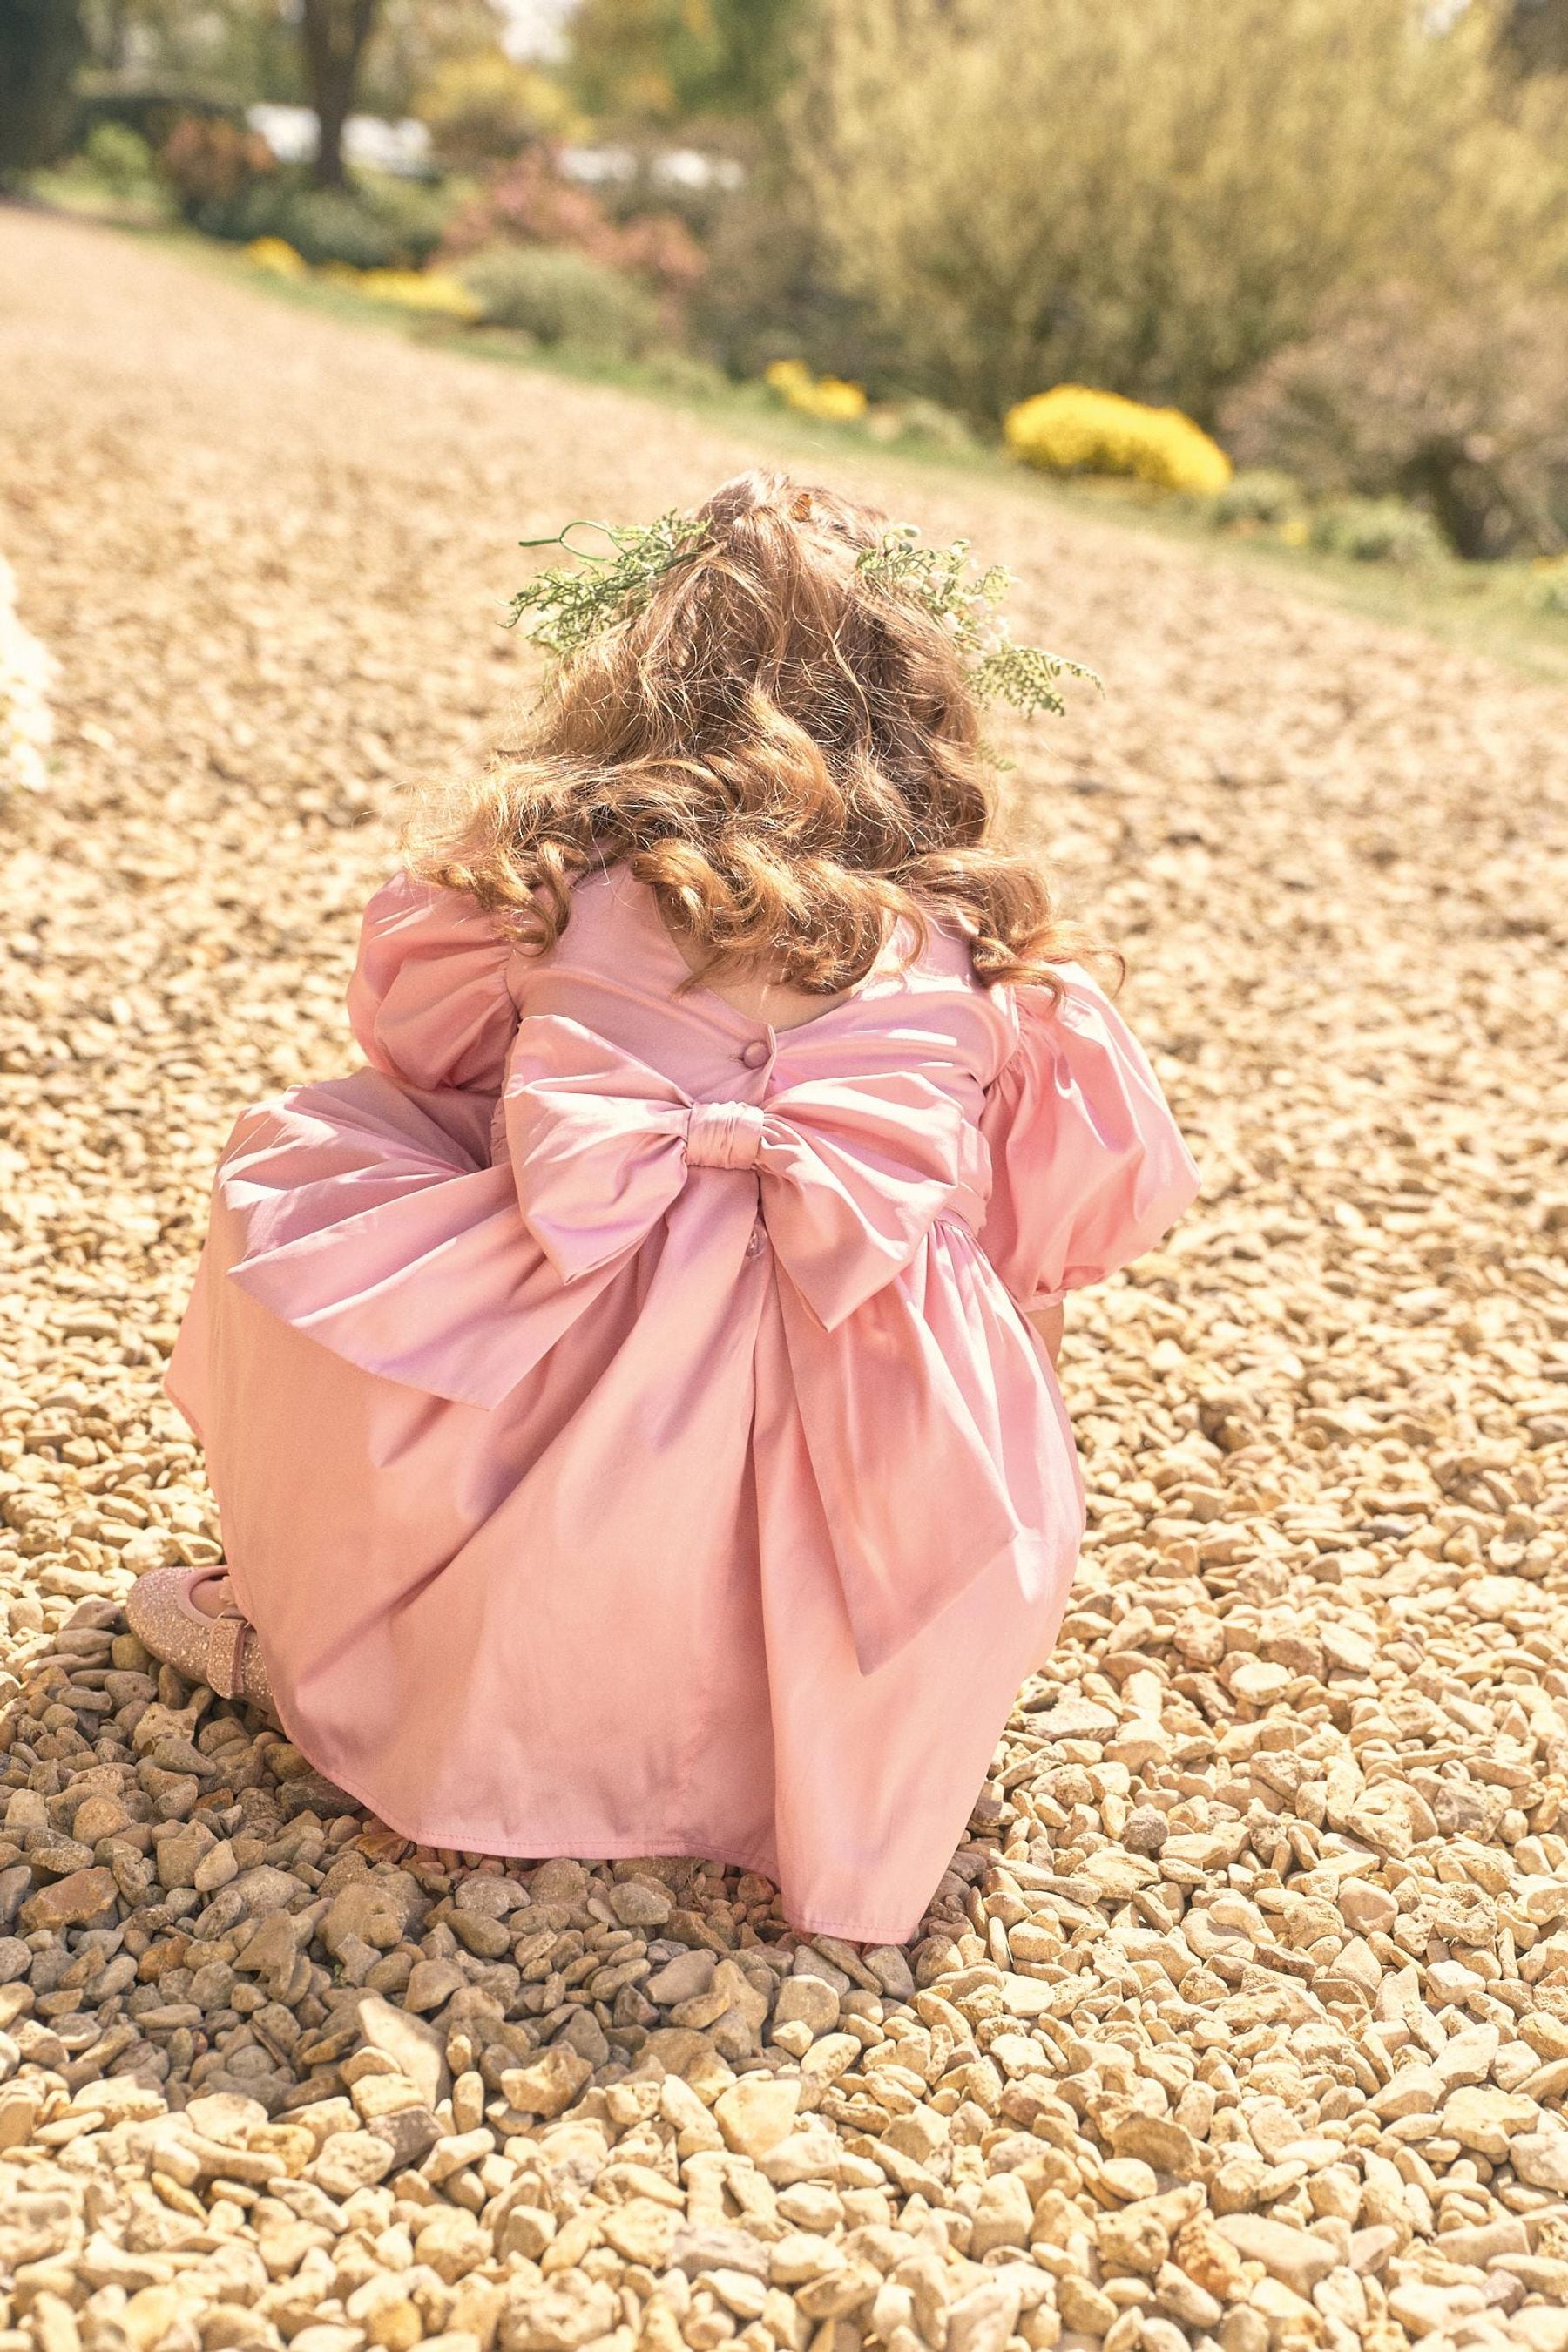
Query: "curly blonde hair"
407 469 1112 1000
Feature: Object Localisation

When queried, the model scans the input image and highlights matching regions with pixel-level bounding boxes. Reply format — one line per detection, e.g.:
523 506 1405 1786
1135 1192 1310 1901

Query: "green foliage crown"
508 510 1098 725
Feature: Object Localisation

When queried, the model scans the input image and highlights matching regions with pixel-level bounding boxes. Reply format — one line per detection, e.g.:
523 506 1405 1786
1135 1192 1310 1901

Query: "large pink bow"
503 1017 969 1328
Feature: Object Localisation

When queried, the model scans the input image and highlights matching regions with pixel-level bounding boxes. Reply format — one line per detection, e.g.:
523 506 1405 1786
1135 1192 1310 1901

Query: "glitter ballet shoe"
125 1565 278 1720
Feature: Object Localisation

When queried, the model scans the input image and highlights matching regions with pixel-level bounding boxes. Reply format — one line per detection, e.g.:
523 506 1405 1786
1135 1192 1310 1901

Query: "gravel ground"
3 207 1568 2352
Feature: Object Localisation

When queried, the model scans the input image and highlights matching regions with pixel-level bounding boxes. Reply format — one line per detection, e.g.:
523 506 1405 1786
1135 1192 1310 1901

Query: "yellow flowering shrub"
245 238 308 279
1005 385 1232 495
765 358 814 401
350 269 483 323
764 359 869 423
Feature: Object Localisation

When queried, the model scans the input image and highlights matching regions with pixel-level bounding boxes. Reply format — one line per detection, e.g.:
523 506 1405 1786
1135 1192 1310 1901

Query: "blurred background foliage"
7 0 1568 578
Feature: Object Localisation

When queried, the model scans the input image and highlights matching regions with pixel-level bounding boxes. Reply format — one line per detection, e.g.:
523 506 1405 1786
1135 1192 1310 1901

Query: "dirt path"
3 208 1568 2352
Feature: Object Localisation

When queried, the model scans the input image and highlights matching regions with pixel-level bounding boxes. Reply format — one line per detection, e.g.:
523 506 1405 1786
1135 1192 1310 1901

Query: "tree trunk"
1501 0 1568 76
299 0 381 189
0 0 86 183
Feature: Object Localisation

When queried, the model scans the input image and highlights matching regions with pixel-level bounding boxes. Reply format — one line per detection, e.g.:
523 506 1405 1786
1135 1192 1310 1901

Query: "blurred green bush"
157 113 448 269
79 119 156 199
1220 279 1568 560
788 0 1568 429
1307 498 1449 568
1206 471 1310 532
457 244 661 356
275 177 448 271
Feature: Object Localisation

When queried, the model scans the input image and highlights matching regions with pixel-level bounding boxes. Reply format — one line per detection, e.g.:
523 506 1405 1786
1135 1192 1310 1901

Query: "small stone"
1335 1936 1382 1993
366 2304 423 2352
310 2128 395 2198
193 1840 239 1891
1082 1848 1159 1896
425 2127 496 2183
357 1990 449 2107
1026 1697 1118 1740
1442 2083 1538 2159
416 2207 490 2283
760 2129 844 2186
969 2170 1033 2255
321 1872 422 1960
228 1864 307 1917
1371 2065 1441 2120
669 2224 772 2281
352 2070 425 2121
154 1822 213 1889
404 1957 465 2013
368 2104 442 2170
1229 1659 1291 1704
706 2270 769 2322
449 1907 511 1958
1213 2215 1337 2296
769 2228 841 2286
499 2275 618 2352
499 2203 557 2262
1125 1807 1169 1855
1152 2261 1221 2329
1109 2115 1201 2177
945 2279 1022 2352
1058 2276 1117 2334
602 2195 678 2267
499 2046 592 2119
1509 2314 1568 2352
524 1857 586 1908
1432 2023 1501 2089
646 1949 716 2005
715 2073 801 2159
774 1977 840 2037
20 1866 118 1932
609 1876 672 1928
1435 2220 1528 2265
1098 2159 1160 2203
121 2289 183 2352
1513 2132 1568 2193
1501 2256 1568 2300
72 1794 132 1842
1387 2281 1488 2335
1098 2206 1170 2275
1336 1881 1397 1936
862 1945 916 1999
186 2090 268 2142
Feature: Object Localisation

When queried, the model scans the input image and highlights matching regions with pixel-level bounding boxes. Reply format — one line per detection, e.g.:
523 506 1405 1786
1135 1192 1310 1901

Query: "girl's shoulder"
899 902 1116 1058
349 868 523 1092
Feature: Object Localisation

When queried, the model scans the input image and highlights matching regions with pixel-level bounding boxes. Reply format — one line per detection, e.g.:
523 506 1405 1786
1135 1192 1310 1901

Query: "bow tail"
758 1115 964 1328
777 1273 1047 1675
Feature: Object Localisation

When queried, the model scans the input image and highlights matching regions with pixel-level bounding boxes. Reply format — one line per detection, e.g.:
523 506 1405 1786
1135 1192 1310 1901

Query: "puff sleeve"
347 870 520 1094
977 970 1200 1312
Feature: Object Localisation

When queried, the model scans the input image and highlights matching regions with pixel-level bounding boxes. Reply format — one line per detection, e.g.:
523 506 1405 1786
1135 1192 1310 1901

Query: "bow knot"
504 1016 970 1329
686 1099 765 1172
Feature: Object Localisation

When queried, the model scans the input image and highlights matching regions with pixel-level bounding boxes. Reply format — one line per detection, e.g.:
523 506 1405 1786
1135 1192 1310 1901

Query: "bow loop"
503 1016 967 1323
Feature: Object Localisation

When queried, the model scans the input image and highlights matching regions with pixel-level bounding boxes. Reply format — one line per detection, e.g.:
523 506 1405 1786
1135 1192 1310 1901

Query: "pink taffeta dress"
166 865 1200 1943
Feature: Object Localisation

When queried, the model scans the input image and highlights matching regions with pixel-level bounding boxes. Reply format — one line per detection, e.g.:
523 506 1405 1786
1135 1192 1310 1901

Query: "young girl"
131 470 1199 1948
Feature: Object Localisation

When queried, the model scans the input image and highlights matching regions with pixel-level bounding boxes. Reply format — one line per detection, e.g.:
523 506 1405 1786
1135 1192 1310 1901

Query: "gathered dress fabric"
166 867 1200 1942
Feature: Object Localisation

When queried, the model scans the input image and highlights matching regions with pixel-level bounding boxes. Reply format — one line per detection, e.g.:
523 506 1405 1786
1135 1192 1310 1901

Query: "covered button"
739 1037 771 1070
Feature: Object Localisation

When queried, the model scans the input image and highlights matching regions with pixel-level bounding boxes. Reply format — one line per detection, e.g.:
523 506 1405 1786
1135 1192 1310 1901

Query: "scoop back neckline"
632 872 909 1037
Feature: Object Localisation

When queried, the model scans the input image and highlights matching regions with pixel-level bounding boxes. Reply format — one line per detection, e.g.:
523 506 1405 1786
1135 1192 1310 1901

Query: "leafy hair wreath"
507 508 1098 727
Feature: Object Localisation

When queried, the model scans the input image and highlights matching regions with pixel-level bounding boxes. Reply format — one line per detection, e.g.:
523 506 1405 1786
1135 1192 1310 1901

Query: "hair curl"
407 469 1117 1002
